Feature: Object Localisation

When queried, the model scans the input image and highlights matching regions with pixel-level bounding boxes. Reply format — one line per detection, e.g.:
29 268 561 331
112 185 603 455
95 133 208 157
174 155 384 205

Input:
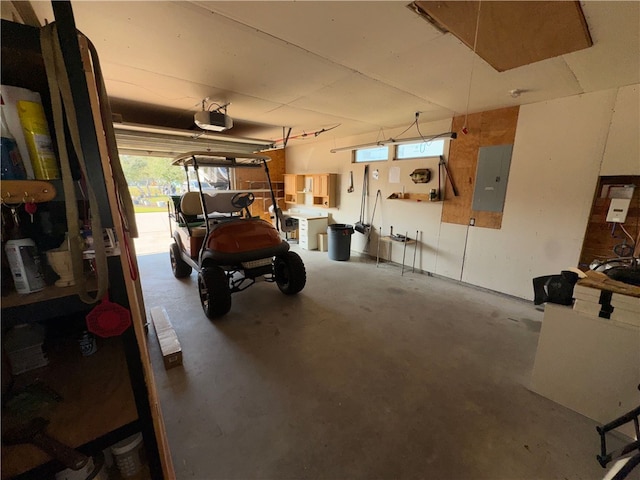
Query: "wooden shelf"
2 276 98 310
387 192 434 202
1 337 138 479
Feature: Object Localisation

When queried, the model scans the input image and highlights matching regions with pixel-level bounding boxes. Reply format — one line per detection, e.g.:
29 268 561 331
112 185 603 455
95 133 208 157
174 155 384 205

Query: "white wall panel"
434 223 467 281
600 84 640 175
461 90 617 299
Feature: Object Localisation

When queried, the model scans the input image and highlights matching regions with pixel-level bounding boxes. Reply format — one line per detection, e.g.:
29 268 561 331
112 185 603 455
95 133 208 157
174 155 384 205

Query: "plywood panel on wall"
442 113 481 223
579 175 640 267
442 106 519 229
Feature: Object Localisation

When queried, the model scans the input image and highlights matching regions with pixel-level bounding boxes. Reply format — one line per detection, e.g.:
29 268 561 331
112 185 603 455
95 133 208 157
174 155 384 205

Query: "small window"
395 140 445 160
353 146 388 163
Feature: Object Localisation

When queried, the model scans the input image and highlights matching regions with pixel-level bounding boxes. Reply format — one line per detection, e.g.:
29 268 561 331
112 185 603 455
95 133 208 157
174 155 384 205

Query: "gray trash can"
327 224 354 261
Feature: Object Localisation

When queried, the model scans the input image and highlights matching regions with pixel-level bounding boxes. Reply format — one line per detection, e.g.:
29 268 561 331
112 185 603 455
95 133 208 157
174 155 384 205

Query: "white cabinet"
295 216 328 250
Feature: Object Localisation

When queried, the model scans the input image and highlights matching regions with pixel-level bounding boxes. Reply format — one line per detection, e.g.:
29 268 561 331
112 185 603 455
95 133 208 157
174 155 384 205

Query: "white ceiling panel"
57 2 354 105
194 1 443 72
289 72 451 127
18 1 640 144
563 1 640 92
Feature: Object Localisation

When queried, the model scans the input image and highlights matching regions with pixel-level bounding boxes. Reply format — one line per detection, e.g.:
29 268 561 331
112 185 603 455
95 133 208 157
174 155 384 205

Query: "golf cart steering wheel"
231 192 255 209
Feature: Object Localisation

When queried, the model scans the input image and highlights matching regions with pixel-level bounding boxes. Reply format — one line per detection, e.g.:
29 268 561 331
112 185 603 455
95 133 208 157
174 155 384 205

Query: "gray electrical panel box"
472 144 514 212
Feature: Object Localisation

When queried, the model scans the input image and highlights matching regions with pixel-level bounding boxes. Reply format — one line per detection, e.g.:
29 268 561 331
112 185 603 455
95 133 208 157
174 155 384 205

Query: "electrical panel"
471 144 514 212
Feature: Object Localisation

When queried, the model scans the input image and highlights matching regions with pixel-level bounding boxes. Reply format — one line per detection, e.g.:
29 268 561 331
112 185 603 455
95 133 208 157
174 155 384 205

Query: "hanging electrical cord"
394 114 419 139
620 223 636 243
415 113 428 142
207 102 228 113
462 0 483 133
273 124 341 147
383 112 456 145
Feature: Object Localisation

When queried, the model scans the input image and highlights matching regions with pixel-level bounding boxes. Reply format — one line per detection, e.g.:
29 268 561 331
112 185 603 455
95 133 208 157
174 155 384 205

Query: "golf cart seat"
180 191 254 217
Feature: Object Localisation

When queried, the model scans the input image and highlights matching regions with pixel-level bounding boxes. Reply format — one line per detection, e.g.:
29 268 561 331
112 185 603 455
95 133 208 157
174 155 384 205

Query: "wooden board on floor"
150 307 183 370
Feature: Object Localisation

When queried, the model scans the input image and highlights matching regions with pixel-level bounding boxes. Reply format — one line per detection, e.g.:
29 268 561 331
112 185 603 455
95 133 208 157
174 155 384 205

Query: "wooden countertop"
284 212 328 221
577 270 640 298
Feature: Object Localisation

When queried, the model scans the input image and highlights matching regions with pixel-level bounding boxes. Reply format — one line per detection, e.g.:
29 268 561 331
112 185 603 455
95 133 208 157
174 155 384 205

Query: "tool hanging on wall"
439 156 459 197
364 189 383 252
355 165 370 234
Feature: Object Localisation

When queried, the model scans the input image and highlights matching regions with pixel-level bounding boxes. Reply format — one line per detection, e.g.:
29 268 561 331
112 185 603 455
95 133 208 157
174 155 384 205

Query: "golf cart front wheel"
198 267 232 318
170 242 192 278
274 252 306 295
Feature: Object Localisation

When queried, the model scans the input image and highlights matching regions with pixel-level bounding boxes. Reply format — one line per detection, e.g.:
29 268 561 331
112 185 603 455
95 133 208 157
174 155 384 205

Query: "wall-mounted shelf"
387 192 434 202
2 276 98 310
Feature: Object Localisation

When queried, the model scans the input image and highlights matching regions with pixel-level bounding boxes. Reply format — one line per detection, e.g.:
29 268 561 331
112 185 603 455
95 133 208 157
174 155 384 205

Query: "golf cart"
168 151 305 318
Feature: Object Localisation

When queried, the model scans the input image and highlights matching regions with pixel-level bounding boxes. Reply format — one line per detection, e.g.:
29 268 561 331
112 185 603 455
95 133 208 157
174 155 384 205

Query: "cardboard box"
150 306 183 370
318 233 328 252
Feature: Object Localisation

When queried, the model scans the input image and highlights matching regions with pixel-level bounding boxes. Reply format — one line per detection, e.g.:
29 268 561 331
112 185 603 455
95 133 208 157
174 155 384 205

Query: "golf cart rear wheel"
170 242 192 278
198 267 232 318
274 252 306 295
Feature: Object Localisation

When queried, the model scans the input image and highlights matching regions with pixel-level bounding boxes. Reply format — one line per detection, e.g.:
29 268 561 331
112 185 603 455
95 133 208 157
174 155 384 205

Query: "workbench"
530 271 640 438
284 211 328 250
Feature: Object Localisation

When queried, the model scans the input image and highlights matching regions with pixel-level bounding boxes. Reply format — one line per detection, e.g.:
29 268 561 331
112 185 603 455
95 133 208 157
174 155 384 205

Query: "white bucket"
55 452 109 480
110 433 144 477
5 238 46 293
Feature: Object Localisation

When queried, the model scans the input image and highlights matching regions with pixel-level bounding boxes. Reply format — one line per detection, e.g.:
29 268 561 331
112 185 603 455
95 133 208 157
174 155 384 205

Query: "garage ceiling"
10 1 640 147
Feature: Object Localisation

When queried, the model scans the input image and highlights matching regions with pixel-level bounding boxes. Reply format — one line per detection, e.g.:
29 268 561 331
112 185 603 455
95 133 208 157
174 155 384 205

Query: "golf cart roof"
171 151 270 168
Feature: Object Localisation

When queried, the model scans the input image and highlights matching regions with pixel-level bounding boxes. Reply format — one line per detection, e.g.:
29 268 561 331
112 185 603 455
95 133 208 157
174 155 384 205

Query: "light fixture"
330 131 457 154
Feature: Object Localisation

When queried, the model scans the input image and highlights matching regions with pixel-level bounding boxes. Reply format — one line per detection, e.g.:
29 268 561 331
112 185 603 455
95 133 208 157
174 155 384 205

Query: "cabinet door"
311 175 322 196
321 175 331 196
311 174 335 208
284 174 296 195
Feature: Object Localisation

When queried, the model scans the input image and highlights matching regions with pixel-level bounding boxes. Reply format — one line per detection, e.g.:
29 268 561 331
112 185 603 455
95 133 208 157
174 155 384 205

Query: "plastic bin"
110 432 144 478
327 224 354 261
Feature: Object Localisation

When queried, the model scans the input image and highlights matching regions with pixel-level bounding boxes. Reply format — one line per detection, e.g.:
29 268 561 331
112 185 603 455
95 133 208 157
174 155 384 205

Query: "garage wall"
285 85 637 300
600 84 640 176
462 89 618 298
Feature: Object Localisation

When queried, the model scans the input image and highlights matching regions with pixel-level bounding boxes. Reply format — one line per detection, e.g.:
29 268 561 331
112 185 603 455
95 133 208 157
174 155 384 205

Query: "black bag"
532 270 579 306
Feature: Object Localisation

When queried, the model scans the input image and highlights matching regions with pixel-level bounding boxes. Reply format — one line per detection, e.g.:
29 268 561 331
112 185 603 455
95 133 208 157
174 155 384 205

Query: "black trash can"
327 224 354 261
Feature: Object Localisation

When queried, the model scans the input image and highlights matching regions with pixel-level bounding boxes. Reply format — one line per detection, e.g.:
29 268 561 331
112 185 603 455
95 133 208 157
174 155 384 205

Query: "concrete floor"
135 236 627 479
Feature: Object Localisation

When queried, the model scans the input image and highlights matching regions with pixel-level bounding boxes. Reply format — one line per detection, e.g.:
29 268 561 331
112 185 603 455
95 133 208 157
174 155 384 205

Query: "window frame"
393 139 445 161
352 145 389 163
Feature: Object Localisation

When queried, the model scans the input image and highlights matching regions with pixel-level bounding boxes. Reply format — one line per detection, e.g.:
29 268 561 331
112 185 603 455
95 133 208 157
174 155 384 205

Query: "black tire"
198 267 232 318
274 252 306 295
170 243 192 278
